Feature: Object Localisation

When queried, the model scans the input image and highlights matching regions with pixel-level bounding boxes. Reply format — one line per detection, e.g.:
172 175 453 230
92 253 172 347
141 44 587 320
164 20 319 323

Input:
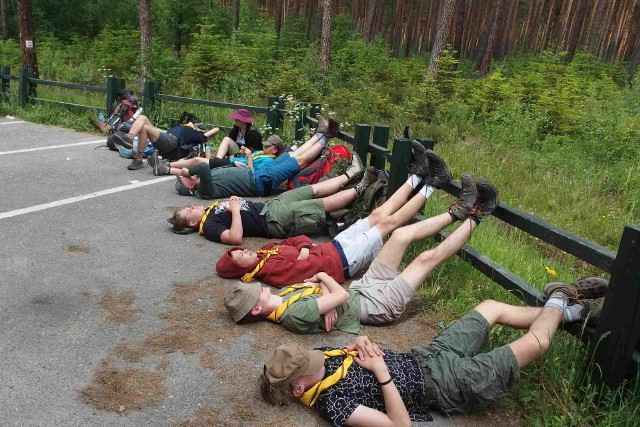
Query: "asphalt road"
0 118 467 426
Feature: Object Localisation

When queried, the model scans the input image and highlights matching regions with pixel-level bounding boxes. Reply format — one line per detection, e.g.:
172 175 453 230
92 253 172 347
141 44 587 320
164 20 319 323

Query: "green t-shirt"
278 287 361 335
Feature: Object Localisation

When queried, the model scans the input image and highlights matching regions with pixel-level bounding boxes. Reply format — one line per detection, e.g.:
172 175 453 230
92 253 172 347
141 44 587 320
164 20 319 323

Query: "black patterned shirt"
313 347 432 426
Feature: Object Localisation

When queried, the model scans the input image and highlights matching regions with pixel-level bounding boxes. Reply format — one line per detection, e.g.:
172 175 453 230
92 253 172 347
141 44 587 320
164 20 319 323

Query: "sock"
419 184 435 199
131 150 139 159
313 132 323 140
317 135 329 148
406 174 423 189
544 292 583 322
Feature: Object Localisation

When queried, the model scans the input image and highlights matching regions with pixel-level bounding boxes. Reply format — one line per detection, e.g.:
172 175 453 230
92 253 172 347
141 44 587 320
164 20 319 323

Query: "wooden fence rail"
2 66 638 389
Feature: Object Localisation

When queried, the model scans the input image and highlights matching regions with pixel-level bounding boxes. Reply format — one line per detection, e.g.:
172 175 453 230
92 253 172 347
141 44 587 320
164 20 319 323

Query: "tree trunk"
452 0 466 62
274 0 283 40
1 0 9 39
139 0 151 85
233 0 240 32
476 0 503 75
565 0 588 63
321 0 332 93
363 0 377 42
427 0 456 77
16 0 38 78
391 0 404 57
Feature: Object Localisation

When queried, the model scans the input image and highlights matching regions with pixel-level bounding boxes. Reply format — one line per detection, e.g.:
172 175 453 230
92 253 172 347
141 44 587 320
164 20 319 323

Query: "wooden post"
106 76 125 116
371 125 390 170
18 67 31 106
416 137 435 150
267 96 284 135
1 66 9 94
143 80 160 114
310 103 321 118
294 104 306 143
353 124 371 166
388 138 411 196
593 225 640 388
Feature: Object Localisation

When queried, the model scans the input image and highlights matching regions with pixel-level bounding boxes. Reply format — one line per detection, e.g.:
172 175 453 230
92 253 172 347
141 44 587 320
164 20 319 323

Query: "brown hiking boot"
315 114 340 138
578 296 605 326
449 173 477 221
544 277 608 301
469 178 499 222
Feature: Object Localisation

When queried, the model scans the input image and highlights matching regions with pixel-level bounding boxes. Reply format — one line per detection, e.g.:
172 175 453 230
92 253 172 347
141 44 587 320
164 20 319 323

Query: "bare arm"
204 127 220 139
219 197 244 245
312 272 349 315
240 146 254 171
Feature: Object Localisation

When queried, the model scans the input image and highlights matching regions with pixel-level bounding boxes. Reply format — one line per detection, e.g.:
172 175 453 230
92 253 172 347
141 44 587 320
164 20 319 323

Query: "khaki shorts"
264 186 327 237
411 310 520 415
349 259 414 324
333 218 383 277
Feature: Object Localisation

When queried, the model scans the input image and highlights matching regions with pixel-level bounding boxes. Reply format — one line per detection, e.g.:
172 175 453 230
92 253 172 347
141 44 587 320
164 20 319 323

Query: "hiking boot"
424 149 453 188
345 152 363 179
315 114 340 138
114 131 134 150
469 178 498 222
449 173 477 221
544 278 608 300
354 166 378 196
315 114 329 135
408 140 429 178
578 296 605 326
147 150 158 168
127 159 144 170
154 159 170 176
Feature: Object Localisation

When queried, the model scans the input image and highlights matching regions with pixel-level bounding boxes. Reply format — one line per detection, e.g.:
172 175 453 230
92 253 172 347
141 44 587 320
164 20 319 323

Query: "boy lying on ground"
215 143 453 287
259 280 607 426
174 115 341 198
224 174 498 333
167 166 379 245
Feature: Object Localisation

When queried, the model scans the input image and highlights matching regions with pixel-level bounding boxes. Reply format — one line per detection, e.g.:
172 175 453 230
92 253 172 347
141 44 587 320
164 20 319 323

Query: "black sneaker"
469 178 498 222
127 159 144 170
354 166 378 196
114 131 134 150
154 159 170 176
408 140 429 178
424 149 453 188
147 150 158 168
449 173 477 221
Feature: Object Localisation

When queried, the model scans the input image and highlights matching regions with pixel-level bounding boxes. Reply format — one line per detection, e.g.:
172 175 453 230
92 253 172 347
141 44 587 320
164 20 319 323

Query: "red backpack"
287 145 352 190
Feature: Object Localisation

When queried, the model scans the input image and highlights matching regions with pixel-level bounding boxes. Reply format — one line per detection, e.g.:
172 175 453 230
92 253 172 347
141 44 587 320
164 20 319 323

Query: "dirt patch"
99 290 143 324
173 405 220 426
78 362 167 413
66 245 90 253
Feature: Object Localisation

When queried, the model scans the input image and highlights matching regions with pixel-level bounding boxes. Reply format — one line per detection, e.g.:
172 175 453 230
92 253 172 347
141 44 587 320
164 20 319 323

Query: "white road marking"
0 139 105 156
0 176 175 220
0 121 26 125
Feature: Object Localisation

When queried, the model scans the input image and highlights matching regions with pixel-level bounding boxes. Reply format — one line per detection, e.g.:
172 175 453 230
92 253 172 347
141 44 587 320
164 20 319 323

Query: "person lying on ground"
174 115 342 198
152 135 286 177
224 174 498 334
168 167 377 244
113 114 220 171
215 108 264 158
214 143 453 287
259 279 607 426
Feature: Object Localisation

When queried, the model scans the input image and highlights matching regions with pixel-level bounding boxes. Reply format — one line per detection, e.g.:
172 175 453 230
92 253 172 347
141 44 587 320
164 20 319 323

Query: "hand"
240 146 252 156
180 167 191 178
304 274 321 283
324 308 338 331
225 197 243 213
352 340 387 374
297 247 310 260
233 161 248 168
348 336 385 357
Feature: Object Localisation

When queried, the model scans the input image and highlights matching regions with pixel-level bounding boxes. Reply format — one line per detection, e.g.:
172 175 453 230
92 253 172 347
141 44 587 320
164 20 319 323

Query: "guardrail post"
143 80 161 114
353 124 371 166
106 76 125 115
592 225 640 388
310 103 321 118
371 125 390 170
415 138 435 150
18 68 32 106
267 96 284 135
388 137 411 196
1 66 9 95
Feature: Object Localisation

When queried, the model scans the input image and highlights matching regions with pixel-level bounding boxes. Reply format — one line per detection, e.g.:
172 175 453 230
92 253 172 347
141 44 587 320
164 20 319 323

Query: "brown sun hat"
224 282 261 322
264 344 324 385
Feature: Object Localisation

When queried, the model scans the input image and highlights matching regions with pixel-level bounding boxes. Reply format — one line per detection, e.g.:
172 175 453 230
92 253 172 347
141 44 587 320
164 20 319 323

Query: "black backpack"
327 169 389 238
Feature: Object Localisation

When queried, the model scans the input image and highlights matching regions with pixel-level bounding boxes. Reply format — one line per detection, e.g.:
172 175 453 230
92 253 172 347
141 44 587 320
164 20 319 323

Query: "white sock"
406 174 422 189
317 135 329 148
420 185 435 199
313 132 323 140
544 292 583 322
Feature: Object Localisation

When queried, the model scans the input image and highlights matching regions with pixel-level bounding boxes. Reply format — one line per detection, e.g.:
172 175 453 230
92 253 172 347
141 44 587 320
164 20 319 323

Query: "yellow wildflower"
544 266 558 277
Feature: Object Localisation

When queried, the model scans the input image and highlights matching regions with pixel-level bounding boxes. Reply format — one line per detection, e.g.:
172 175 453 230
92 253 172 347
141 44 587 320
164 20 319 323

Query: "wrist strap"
379 377 393 386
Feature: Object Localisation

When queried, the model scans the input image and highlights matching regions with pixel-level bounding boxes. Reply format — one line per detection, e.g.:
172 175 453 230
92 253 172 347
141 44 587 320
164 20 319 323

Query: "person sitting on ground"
175 114 341 199
152 135 286 177
168 167 377 244
113 114 220 171
259 279 607 425
215 108 264 158
224 174 497 334
214 143 453 288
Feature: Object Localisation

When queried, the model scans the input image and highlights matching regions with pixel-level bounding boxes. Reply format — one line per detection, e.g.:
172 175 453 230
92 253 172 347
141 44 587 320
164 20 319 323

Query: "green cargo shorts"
264 186 327 238
411 310 519 415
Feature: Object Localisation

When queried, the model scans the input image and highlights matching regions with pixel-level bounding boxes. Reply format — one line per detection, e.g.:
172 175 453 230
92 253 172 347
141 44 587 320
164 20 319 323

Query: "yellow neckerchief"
266 284 323 322
299 349 359 407
198 201 220 235
250 150 275 161
241 248 280 282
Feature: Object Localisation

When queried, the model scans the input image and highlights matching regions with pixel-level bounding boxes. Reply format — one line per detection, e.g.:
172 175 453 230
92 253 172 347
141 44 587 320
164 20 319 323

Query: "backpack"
327 169 389 238
90 92 139 134
287 145 352 190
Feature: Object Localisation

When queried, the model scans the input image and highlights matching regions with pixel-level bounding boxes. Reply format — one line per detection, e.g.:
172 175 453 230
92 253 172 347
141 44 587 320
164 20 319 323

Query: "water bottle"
98 112 105 122
128 107 143 123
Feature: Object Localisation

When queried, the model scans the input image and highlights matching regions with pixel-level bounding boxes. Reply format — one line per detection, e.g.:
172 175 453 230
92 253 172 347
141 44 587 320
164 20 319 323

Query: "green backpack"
327 169 389 238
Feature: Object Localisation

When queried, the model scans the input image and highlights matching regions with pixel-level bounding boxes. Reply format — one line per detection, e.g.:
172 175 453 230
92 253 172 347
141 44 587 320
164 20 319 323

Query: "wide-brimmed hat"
225 282 261 322
229 109 254 124
263 135 282 147
264 345 324 385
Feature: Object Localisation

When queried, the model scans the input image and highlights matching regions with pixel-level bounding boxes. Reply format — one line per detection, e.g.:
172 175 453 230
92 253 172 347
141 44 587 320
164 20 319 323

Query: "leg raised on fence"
593 225 640 388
